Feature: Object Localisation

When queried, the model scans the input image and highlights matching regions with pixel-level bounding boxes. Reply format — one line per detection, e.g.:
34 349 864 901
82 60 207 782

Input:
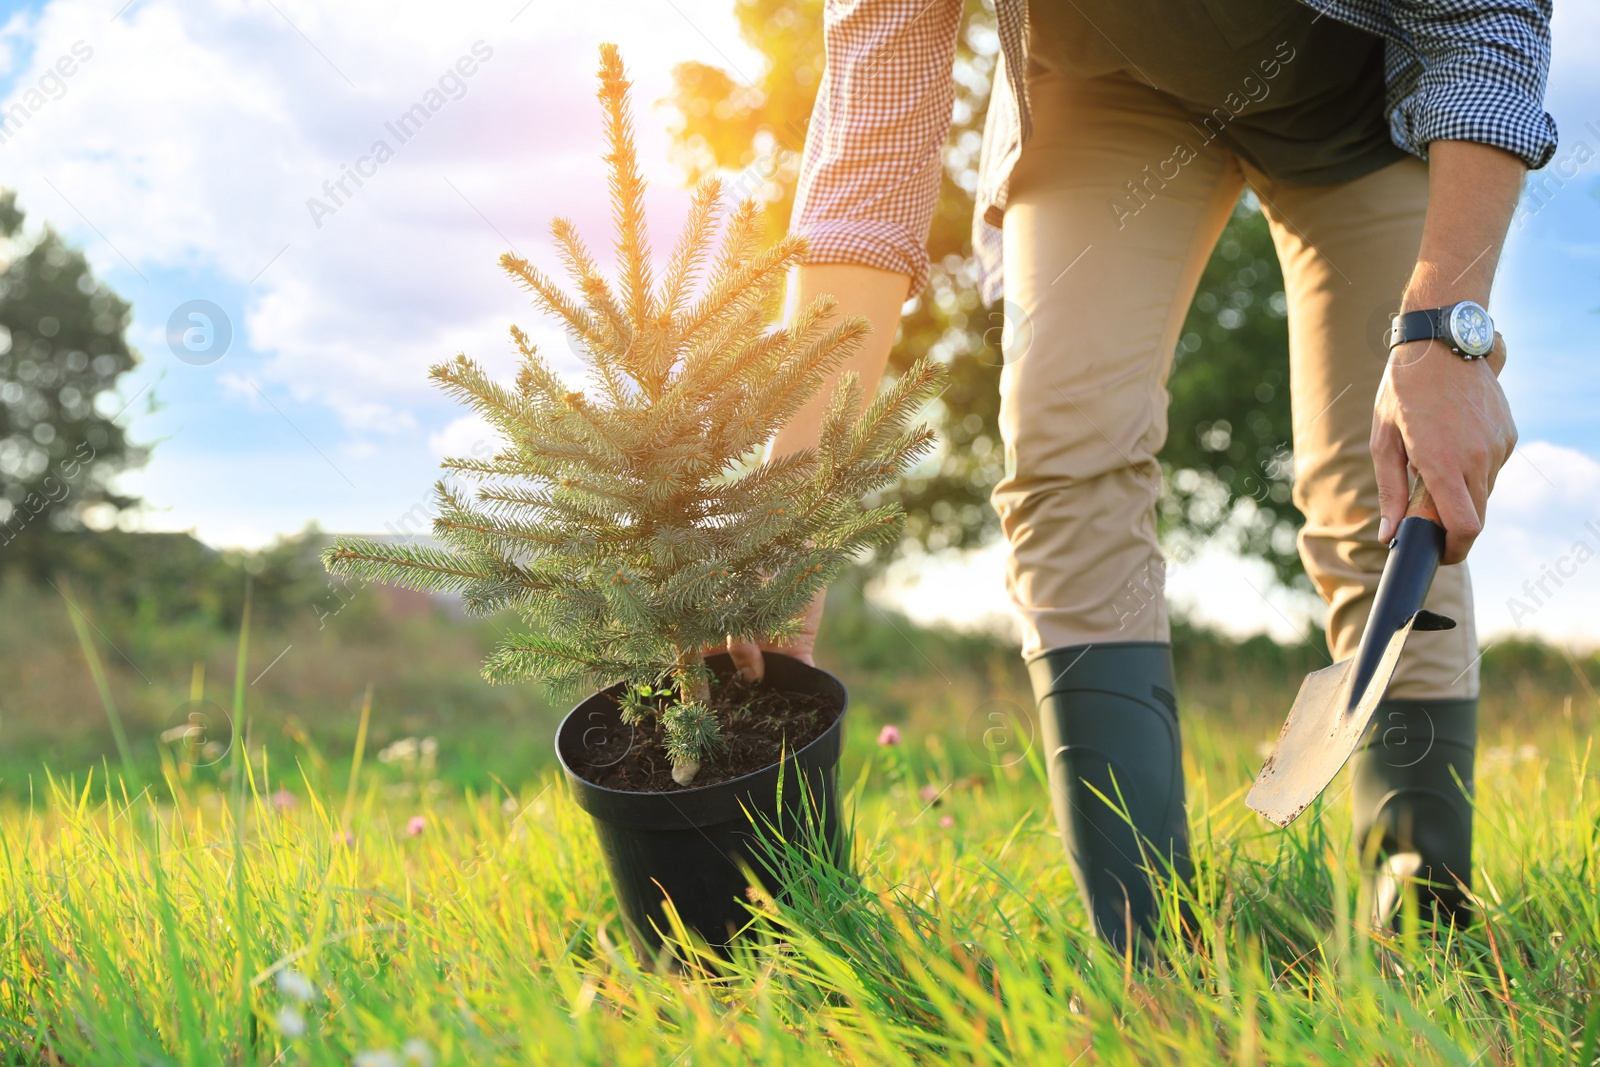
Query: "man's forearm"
1402 140 1526 316
725 262 912 673
1373 139 1526 561
772 263 911 457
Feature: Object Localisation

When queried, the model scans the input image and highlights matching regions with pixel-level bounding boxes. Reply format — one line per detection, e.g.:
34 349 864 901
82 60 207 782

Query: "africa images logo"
166 299 233 365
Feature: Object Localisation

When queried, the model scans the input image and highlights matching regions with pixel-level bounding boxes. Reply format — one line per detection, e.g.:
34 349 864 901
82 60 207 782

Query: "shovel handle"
1403 473 1442 529
1348 475 1447 709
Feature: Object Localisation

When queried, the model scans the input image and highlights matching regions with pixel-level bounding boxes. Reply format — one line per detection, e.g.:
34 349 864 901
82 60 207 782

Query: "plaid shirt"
791 0 1557 303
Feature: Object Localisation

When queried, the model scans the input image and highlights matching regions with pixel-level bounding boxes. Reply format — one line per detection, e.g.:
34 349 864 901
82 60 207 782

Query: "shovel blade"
1246 619 1421 827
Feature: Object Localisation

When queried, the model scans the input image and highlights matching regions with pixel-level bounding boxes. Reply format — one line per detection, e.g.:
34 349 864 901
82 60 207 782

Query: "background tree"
664 3 1305 585
0 189 143 575
1161 200 1305 590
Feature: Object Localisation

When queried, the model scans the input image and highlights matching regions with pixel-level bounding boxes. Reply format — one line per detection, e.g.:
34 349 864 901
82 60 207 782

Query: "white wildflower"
275 1006 306 1039
1482 746 1513 774
275 968 315 1003
354 1051 402 1067
378 737 419 767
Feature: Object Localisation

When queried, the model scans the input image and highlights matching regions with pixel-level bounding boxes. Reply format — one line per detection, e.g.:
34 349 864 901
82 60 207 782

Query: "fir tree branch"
815 371 865 472
597 45 654 334
652 312 781 443
440 454 557 480
433 482 567 551
709 316 868 462
482 632 629 687
322 538 491 593
474 484 631 531
659 179 721 321
575 270 632 363
701 448 818 516
499 254 603 352
829 357 943 474
706 199 763 298
677 234 805 350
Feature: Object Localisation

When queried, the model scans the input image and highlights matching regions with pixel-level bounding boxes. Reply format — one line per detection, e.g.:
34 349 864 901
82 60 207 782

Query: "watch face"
1448 301 1494 357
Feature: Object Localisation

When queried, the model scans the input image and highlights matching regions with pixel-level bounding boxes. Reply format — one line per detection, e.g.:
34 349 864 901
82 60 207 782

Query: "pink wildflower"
939 815 955 829
406 815 426 836
877 724 902 746
270 789 297 812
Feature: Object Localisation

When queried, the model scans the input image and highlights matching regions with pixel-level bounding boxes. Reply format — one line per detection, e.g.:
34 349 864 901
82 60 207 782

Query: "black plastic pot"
556 651 847 958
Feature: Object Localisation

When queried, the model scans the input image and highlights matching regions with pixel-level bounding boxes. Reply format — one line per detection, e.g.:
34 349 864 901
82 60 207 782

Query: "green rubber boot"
1027 642 1192 951
1351 697 1477 929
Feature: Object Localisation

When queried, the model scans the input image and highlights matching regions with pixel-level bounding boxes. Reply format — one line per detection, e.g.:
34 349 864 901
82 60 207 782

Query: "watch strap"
1388 307 1446 351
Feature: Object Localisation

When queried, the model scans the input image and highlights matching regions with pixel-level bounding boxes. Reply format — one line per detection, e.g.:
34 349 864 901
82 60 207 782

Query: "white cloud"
1471 441 1600 646
4 0 757 427
1550 1 1600 100
1487 440 1600 514
216 372 257 402
427 413 499 461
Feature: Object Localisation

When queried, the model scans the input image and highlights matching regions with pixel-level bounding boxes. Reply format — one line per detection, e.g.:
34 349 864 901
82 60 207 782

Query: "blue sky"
2 0 1598 644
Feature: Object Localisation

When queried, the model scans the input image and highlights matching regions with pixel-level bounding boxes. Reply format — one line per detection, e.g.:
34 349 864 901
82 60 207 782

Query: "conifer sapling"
323 44 943 786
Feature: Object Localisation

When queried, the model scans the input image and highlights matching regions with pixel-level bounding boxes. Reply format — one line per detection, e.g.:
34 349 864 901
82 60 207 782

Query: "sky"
1 0 1598 648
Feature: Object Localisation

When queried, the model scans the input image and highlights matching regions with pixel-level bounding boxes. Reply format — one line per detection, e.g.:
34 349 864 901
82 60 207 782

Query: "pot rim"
555 650 848 801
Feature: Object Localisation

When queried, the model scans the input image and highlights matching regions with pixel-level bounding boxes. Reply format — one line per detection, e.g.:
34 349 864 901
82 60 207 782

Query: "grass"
5 698 1600 1063
0 572 563 796
4 577 1600 1063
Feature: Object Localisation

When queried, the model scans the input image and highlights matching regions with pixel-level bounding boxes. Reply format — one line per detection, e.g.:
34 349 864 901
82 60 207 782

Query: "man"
730 0 1554 948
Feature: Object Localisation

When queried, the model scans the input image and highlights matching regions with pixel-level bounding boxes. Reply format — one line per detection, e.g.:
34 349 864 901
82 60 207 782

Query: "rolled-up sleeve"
1387 0 1557 168
790 0 963 295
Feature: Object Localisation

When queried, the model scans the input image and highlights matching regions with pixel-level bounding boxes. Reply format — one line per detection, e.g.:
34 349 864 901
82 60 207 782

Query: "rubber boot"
1027 642 1192 952
1351 697 1477 930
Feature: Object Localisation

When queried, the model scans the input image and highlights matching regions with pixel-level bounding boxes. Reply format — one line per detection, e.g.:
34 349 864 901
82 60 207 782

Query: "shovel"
1246 479 1456 827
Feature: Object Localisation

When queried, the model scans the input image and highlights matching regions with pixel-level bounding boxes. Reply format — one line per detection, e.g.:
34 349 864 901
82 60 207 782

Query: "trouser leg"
1246 158 1478 698
1246 159 1479 921
999 71 1242 946
996 71 1244 654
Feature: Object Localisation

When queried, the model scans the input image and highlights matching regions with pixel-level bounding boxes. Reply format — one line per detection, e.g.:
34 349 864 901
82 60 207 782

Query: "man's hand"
1372 140 1525 564
727 262 910 679
727 589 827 680
1372 334 1513 564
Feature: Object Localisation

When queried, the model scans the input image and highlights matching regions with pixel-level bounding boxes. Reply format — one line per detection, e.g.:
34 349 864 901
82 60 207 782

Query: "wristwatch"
1388 300 1495 359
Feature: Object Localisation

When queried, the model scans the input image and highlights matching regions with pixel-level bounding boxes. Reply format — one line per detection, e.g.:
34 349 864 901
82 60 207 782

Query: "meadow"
2 555 1599 1065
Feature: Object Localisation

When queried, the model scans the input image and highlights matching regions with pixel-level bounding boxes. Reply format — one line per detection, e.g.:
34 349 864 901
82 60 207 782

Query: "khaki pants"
994 71 1477 699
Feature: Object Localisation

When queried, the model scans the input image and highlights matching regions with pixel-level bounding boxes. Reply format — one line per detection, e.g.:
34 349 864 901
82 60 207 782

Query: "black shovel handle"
1345 477 1445 711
